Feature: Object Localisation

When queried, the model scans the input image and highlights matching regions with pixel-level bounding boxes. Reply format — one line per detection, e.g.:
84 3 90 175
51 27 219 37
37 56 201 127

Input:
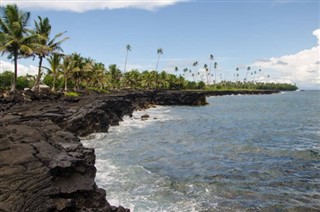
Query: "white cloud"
2 0 183 12
0 60 38 76
252 29 320 89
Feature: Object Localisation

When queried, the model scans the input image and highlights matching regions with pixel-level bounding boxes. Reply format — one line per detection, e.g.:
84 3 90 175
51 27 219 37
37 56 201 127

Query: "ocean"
82 91 320 212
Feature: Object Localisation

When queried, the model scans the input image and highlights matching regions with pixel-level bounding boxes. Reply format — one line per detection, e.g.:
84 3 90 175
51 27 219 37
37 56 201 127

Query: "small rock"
141 114 150 120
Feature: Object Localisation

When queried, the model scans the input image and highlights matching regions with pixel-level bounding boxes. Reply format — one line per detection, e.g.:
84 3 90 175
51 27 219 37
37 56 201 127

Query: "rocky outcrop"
0 90 208 211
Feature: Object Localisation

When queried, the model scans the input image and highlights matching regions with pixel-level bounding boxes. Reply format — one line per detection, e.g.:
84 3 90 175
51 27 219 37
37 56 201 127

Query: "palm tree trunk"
10 51 18 93
64 74 68 91
156 54 161 72
124 50 128 73
215 68 217 85
36 56 43 93
52 72 56 92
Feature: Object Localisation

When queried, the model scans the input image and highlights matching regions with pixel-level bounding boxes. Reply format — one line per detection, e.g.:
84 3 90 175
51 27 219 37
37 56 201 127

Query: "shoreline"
0 90 278 211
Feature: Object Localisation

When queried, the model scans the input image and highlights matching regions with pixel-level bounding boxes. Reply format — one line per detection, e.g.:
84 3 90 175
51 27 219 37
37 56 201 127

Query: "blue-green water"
82 91 320 211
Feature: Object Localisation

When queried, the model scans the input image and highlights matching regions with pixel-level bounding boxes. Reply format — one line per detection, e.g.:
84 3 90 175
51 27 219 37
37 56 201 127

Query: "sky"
1 0 319 89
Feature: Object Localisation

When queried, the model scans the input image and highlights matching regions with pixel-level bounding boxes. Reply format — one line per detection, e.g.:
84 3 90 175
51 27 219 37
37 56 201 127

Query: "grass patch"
64 91 79 97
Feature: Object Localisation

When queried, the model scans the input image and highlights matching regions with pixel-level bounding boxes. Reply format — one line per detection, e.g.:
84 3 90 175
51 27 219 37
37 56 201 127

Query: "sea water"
82 91 320 211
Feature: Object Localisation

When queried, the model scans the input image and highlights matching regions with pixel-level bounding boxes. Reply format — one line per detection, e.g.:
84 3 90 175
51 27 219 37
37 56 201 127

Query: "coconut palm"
61 55 74 91
124 44 131 73
209 54 214 84
244 66 251 82
214 61 218 83
203 64 208 84
32 16 68 92
44 53 63 92
121 69 141 89
174 66 179 73
236 67 239 81
108 64 122 90
191 61 197 81
89 62 106 89
155 48 163 72
141 71 153 89
0 4 34 92
192 61 198 71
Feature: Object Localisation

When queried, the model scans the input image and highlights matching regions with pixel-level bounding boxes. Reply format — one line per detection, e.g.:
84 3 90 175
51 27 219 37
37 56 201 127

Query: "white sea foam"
91 157 208 212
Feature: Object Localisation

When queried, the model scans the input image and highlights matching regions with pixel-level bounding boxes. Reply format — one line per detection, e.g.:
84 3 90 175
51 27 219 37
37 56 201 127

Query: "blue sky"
1 0 320 89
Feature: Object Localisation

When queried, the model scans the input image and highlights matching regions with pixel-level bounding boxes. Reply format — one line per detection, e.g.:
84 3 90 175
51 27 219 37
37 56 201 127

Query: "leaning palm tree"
32 16 68 92
124 44 131 73
155 48 163 72
0 4 34 93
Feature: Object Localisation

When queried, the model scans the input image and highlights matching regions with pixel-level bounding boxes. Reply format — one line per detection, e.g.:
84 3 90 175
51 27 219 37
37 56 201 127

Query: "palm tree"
253 70 257 84
174 66 179 73
155 48 163 71
214 61 218 84
203 64 208 84
32 16 68 92
61 55 74 91
0 4 34 93
44 53 63 92
192 61 198 81
124 44 131 73
70 53 83 90
108 64 122 90
88 62 106 89
244 66 251 82
236 67 239 81
209 54 214 84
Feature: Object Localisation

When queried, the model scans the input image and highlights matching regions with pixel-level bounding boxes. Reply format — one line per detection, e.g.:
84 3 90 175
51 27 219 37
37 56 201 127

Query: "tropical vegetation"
0 4 298 93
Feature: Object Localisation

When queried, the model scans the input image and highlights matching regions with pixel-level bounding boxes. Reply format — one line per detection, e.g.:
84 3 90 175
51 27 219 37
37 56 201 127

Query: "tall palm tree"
44 53 63 92
0 4 33 93
61 55 74 91
174 66 179 73
32 16 68 92
203 64 208 84
236 67 239 81
209 54 214 84
244 66 251 82
155 48 163 72
253 70 257 84
192 61 198 80
214 61 218 84
192 61 198 70
124 44 131 73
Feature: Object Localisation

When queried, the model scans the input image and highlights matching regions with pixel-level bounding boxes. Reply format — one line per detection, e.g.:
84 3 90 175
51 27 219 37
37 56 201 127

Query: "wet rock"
141 114 150 120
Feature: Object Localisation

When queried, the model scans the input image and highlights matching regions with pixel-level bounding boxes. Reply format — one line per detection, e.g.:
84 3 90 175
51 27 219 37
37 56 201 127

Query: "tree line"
0 4 298 93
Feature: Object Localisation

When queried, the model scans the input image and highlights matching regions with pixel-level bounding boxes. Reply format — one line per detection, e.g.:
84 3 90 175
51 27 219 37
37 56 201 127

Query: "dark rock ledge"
0 90 207 212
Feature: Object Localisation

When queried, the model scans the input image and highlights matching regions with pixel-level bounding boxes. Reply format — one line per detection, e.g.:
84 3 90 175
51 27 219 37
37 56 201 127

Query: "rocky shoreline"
0 90 278 211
